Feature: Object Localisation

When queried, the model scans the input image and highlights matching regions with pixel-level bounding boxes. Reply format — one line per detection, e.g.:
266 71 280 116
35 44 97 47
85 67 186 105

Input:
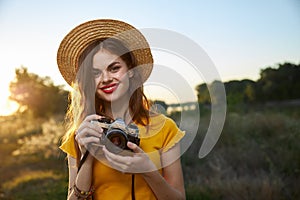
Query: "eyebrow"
107 61 120 69
93 61 120 70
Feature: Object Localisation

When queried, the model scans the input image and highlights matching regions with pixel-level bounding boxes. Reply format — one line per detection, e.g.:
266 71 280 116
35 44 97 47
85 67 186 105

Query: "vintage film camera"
91 118 140 154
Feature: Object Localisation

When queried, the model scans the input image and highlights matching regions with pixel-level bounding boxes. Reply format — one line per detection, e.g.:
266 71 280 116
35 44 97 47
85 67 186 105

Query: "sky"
0 0 299 115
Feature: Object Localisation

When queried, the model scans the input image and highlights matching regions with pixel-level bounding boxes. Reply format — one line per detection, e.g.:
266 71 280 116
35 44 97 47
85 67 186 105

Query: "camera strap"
78 151 89 172
131 174 136 200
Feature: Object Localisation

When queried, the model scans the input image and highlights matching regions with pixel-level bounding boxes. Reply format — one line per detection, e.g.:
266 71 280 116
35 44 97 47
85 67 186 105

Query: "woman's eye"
110 66 121 72
93 69 101 77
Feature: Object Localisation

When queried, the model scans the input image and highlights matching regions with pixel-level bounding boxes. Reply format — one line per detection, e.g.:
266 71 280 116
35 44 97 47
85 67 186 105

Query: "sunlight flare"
0 97 19 116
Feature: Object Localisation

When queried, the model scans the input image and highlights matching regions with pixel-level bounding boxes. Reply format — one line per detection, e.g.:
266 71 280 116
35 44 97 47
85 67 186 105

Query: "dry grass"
0 105 299 199
182 106 300 200
0 114 67 200
3 170 62 190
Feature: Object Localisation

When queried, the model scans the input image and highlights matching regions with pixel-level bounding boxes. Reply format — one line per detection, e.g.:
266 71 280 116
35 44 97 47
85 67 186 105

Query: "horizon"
1 59 299 117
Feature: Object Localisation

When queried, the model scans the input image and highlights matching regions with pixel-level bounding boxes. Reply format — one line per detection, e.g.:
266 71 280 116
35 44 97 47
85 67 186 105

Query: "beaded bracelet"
73 184 95 200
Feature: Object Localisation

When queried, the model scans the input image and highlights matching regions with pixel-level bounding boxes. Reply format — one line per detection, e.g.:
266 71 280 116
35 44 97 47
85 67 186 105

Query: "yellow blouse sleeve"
161 116 185 152
59 132 78 158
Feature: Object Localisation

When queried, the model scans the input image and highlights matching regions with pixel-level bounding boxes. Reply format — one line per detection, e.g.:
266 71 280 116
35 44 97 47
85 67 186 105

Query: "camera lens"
105 129 127 153
110 136 122 146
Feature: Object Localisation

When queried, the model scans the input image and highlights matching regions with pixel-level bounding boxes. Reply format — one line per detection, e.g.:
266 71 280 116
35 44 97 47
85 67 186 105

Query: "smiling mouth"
100 83 118 94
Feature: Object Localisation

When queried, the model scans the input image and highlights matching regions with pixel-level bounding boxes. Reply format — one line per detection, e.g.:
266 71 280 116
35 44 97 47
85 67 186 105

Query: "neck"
102 96 133 124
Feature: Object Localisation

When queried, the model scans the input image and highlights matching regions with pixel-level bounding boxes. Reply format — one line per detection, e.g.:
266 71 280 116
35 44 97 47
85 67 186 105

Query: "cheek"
116 74 130 93
118 68 131 81
119 72 130 84
95 76 101 86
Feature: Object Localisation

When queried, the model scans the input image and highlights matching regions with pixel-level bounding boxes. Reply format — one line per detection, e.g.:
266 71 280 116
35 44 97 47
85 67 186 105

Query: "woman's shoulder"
149 113 177 125
148 113 185 152
59 130 77 158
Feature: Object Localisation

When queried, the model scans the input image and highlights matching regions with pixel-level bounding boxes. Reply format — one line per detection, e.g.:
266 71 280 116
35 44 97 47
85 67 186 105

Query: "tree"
225 79 256 105
196 83 210 104
151 100 168 114
256 62 300 101
195 62 300 105
196 79 255 106
9 66 68 117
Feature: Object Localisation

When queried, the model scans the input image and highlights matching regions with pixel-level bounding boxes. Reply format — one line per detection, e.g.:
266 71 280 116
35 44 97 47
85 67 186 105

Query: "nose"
101 70 112 83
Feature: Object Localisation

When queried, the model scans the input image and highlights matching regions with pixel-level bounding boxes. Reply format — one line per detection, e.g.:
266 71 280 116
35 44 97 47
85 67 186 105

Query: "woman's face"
93 49 132 103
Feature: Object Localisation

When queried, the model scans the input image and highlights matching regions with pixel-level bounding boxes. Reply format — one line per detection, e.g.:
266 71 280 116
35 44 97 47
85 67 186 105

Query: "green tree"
9 66 68 117
151 100 168 114
195 62 300 105
244 84 256 103
196 83 210 104
196 79 255 106
225 79 256 105
256 62 300 101
153 100 168 110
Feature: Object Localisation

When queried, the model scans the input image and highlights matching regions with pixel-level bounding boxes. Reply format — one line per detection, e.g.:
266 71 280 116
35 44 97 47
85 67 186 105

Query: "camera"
91 118 140 154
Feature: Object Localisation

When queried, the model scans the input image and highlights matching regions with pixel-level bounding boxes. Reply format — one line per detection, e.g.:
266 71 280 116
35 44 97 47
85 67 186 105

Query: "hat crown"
57 19 153 86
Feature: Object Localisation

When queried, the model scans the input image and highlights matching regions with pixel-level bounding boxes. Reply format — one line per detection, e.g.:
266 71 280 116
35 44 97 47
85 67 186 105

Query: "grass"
181 105 300 199
2 172 67 200
0 104 299 199
0 114 68 200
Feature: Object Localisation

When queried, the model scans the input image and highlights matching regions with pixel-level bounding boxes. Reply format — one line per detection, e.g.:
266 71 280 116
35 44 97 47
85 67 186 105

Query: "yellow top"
60 114 185 200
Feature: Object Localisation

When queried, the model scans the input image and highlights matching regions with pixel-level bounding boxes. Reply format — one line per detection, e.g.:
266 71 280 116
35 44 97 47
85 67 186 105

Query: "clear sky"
0 0 299 115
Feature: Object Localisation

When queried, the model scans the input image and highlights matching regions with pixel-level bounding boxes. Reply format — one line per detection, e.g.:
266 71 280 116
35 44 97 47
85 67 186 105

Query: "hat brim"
57 19 153 86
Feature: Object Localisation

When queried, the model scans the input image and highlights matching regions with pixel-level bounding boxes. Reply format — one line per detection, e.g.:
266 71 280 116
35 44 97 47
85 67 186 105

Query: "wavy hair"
63 38 150 162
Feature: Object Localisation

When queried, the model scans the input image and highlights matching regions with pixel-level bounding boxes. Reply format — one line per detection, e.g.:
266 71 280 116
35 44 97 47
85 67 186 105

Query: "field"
182 105 300 199
0 115 67 199
0 104 299 199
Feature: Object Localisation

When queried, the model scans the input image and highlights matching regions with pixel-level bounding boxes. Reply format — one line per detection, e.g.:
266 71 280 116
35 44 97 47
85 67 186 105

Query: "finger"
75 128 102 142
76 120 104 140
103 147 128 171
75 122 103 155
77 121 103 135
76 135 101 146
103 146 132 163
127 142 143 153
83 114 102 122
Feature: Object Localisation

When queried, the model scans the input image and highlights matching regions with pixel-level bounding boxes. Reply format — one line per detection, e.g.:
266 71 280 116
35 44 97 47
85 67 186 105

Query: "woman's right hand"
75 114 104 156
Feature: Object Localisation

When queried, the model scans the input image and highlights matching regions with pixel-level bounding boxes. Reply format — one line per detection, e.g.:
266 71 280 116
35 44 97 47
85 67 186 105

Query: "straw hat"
57 19 153 86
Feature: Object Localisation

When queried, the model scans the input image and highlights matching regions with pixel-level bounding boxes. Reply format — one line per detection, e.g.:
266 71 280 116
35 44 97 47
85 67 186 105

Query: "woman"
58 19 185 200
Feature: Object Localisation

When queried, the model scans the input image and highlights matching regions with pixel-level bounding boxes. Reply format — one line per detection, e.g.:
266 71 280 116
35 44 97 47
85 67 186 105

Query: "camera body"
91 118 140 154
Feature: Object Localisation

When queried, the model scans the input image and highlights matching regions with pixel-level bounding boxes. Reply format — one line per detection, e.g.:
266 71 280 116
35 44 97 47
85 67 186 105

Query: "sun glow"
0 89 18 116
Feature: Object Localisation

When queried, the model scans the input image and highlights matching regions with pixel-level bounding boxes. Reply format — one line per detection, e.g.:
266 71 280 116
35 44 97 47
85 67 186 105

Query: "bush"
181 106 300 199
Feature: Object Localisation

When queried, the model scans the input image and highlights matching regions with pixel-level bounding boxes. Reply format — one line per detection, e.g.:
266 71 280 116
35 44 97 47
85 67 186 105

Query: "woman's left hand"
102 142 157 173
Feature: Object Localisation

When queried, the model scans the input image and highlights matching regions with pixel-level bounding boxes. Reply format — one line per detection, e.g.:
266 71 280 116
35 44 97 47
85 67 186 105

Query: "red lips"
100 83 118 94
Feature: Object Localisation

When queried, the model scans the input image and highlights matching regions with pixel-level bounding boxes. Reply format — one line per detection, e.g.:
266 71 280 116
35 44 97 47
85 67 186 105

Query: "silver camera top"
91 118 139 136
